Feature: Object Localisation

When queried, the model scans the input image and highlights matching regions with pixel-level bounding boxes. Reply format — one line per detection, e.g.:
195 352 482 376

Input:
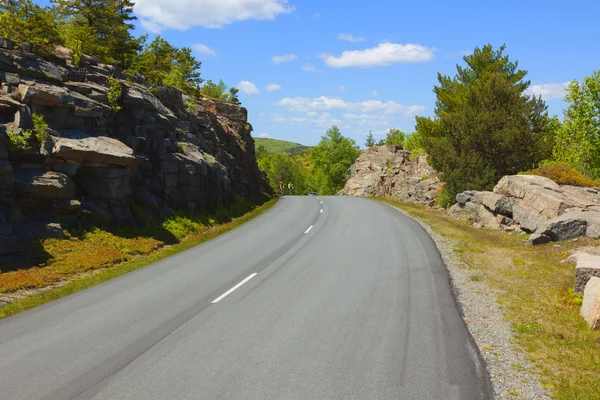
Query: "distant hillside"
255 138 310 155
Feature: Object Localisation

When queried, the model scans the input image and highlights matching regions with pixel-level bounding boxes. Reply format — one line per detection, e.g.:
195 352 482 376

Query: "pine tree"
416 44 549 203
365 130 375 147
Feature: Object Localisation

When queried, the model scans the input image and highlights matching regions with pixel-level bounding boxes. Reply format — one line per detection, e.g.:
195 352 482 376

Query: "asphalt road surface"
0 196 493 400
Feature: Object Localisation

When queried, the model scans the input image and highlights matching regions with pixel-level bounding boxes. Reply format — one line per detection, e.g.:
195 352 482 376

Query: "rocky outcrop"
452 175 600 243
0 38 269 255
343 146 441 204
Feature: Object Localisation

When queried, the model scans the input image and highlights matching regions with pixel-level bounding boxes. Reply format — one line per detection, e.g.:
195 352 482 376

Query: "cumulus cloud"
526 82 570 100
338 33 366 43
277 96 424 116
265 83 282 91
288 112 341 127
191 43 217 56
320 42 434 68
303 63 317 72
238 81 260 95
136 0 294 31
272 54 297 64
259 133 270 138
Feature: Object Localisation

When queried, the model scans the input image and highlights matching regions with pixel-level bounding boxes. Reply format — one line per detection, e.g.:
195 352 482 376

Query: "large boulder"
13 167 75 198
51 132 138 169
18 83 73 107
581 277 600 329
473 191 513 216
538 212 600 242
475 204 500 229
512 202 549 233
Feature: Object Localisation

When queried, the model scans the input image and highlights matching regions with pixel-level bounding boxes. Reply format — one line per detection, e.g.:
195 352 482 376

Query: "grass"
376 198 600 400
254 137 310 155
0 198 277 320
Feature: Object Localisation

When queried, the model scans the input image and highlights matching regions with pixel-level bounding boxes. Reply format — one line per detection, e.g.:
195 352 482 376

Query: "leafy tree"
403 131 426 156
365 130 375 147
416 44 550 204
553 70 600 177
375 138 385 146
200 79 241 104
164 46 202 95
0 0 60 50
384 128 405 146
310 125 360 194
257 151 310 194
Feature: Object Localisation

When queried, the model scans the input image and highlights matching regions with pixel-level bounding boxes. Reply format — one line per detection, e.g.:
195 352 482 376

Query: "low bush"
524 161 600 187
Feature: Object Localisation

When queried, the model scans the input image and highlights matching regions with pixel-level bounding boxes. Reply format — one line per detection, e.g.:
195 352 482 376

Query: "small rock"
44 223 65 239
581 277 600 329
529 233 552 245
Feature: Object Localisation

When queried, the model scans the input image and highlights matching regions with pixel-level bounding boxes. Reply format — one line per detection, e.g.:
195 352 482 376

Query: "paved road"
0 196 493 400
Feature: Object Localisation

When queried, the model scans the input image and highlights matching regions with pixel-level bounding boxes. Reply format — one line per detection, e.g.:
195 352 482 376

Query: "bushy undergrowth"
0 196 260 293
524 161 600 187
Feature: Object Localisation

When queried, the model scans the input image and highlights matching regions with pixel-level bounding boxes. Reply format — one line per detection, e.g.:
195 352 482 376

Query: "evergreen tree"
365 130 375 147
0 0 59 50
383 128 405 146
416 44 549 204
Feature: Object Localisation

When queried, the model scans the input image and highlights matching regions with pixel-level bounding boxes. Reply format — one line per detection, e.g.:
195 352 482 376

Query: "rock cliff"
343 145 441 204
0 39 269 255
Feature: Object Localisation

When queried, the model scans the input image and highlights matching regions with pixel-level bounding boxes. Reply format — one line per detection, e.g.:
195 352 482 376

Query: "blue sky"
45 0 600 146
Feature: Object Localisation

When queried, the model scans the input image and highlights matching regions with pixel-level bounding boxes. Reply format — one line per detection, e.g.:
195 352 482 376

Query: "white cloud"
320 42 434 68
191 43 217 56
238 81 260 95
527 82 570 100
371 90 379 97
136 0 294 31
313 11 320 18
272 53 297 64
270 113 286 122
303 63 317 72
288 112 341 127
339 85 346 92
265 83 282 92
338 33 366 43
259 133 270 138
277 96 424 116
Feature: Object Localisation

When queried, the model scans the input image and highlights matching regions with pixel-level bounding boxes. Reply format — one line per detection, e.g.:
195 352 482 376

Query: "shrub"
107 76 123 113
436 187 455 208
524 161 600 187
5 127 31 152
32 113 48 145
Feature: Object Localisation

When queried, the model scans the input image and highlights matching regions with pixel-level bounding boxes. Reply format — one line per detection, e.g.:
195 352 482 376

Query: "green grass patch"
374 197 600 400
0 198 277 320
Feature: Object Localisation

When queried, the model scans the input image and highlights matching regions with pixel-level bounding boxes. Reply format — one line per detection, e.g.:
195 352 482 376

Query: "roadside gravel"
389 204 551 400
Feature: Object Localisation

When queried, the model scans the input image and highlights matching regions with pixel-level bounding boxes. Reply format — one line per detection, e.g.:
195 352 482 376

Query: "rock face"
0 40 269 255
453 175 600 243
343 146 441 204
581 277 600 329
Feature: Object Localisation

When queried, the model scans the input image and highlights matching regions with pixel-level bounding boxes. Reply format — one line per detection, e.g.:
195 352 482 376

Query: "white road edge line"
211 273 257 304
320 209 323 213
304 225 314 234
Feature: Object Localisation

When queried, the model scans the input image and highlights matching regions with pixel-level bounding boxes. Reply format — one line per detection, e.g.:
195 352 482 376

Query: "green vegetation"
365 130 375 147
378 199 600 400
256 126 360 195
254 138 310 155
553 70 600 178
107 75 123 113
5 126 31 152
417 44 551 204
0 1 239 103
0 197 277 319
32 113 48 145
524 160 600 187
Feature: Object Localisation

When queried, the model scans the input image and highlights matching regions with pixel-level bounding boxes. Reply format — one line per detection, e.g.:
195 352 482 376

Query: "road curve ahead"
0 196 493 400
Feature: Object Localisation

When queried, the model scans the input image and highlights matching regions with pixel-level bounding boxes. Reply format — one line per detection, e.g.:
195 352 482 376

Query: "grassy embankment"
379 199 600 400
0 196 277 320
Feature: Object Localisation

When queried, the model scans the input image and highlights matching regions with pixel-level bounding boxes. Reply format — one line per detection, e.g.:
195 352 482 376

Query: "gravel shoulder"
387 203 551 400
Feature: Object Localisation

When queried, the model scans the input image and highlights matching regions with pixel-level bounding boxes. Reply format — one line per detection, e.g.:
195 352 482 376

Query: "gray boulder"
512 202 549 233
13 168 75 198
473 191 513 216
19 83 73 107
475 204 500 229
51 133 138 169
538 212 600 241
573 252 600 294
529 233 552 245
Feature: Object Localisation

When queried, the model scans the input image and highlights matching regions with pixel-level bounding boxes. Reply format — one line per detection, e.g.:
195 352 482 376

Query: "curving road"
0 196 493 400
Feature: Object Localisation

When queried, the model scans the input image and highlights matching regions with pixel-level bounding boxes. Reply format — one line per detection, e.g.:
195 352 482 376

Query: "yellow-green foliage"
107 76 123 113
525 161 600 187
33 113 48 144
5 127 31 152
